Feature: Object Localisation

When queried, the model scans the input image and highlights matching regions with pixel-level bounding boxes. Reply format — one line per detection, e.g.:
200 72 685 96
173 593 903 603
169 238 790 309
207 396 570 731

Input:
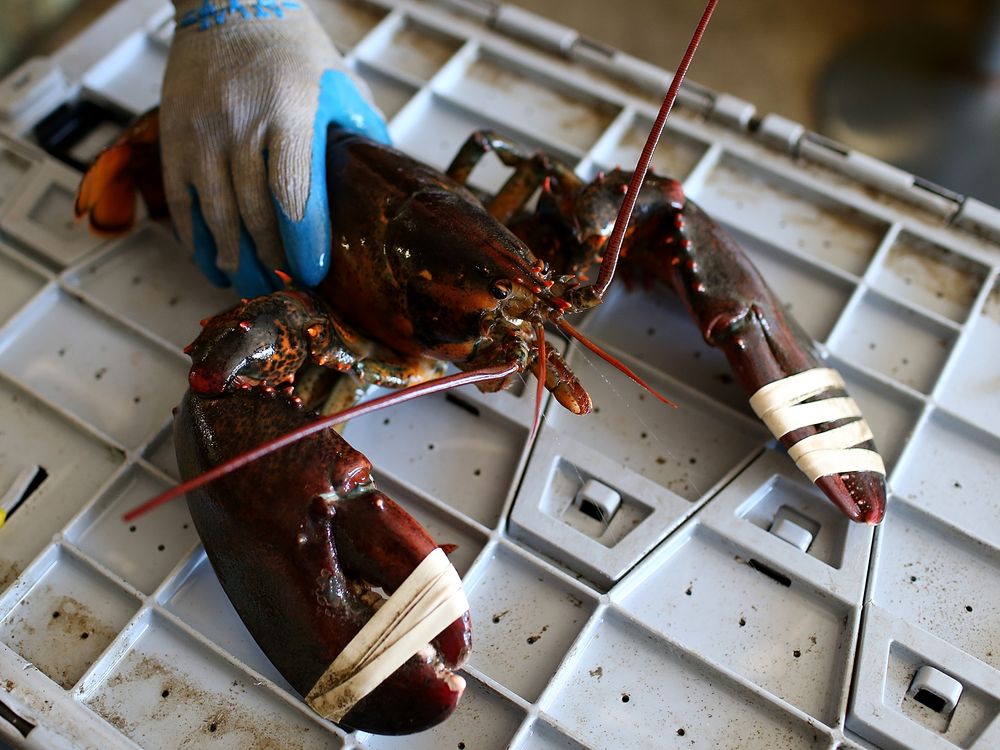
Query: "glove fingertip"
231 224 282 298
274 193 330 288
190 194 231 288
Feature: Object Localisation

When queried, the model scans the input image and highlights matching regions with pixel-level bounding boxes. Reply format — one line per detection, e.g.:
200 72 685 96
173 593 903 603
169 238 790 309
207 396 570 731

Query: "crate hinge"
799 133 963 220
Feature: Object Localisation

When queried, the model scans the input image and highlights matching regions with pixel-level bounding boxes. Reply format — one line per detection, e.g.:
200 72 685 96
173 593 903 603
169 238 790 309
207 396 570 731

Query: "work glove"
162 0 390 296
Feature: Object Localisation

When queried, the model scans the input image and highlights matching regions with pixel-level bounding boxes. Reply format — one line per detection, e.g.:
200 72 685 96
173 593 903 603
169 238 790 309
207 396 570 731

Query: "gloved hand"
162 0 390 296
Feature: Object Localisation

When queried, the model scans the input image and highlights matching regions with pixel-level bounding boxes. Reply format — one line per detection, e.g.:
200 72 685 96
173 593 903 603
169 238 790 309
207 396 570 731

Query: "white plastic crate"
0 1 998 748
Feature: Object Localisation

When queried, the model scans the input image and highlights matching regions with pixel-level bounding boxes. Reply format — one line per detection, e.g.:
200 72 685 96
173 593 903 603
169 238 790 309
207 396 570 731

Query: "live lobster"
74 0 886 735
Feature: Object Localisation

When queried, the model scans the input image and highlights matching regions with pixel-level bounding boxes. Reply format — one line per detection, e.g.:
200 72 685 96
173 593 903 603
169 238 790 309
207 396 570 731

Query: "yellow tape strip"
306 547 469 722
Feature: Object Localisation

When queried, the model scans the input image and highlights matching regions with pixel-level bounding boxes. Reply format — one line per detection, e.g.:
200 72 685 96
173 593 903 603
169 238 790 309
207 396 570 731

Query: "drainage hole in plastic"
677 728 686 736
747 559 791 587
0 697 35 738
913 689 948 713
621 693 630 703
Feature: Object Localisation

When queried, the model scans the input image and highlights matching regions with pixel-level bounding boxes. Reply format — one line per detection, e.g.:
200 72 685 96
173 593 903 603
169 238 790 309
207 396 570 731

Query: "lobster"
72 0 885 735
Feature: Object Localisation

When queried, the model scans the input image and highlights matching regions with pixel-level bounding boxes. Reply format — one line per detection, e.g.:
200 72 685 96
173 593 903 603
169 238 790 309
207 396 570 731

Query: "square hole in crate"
543 608 829 748
466 546 596 701
828 355 922 469
873 503 1000 671
727 225 855 342
829 291 955 394
0 548 138 688
358 16 462 81
311 0 388 52
885 641 999 745
614 524 853 725
593 116 707 179
343 390 526 528
937 281 1000 439
549 350 766 502
82 612 335 749
69 225 237 348
541 458 654 548
1 161 105 268
68 466 197 595
441 50 620 151
737 475 850 570
873 233 988 323
893 410 1000 546
353 61 418 120
159 552 290 689
0 289 188 449
0 379 124 580
696 154 887 275
0 246 46 324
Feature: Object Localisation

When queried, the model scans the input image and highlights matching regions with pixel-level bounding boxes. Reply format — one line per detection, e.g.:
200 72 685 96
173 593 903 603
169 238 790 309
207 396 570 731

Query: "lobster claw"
174 389 471 734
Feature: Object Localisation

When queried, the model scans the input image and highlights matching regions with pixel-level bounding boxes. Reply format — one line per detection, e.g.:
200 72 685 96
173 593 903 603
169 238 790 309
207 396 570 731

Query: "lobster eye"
490 279 512 300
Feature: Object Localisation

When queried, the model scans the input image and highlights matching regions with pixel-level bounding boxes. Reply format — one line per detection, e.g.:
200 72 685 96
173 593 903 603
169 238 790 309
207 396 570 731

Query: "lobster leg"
446 130 583 225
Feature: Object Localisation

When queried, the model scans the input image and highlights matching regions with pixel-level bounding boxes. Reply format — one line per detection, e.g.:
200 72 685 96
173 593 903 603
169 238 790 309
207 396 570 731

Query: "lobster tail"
74 108 167 233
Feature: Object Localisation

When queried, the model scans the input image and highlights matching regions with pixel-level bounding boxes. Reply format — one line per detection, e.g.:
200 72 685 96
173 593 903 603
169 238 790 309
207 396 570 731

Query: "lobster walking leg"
447 131 583 225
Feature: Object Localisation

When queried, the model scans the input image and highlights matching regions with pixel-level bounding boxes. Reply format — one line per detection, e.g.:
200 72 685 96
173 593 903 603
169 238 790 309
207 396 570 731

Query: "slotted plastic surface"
0 1 998 749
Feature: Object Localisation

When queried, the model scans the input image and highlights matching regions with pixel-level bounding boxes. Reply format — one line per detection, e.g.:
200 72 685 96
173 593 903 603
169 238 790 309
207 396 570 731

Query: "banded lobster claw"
174 388 471 734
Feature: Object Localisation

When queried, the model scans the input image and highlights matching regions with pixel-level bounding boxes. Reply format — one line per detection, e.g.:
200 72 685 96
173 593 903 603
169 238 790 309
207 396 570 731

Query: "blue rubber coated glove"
161 1 390 296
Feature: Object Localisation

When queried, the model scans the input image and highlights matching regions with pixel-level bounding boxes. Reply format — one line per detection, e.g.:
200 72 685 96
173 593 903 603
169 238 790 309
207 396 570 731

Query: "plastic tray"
0 1 998 748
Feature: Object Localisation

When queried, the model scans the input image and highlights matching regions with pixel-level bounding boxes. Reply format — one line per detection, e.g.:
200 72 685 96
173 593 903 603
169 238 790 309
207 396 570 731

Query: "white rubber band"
306 547 469 722
749 368 845 419
787 420 885 481
761 396 862 437
749 368 886 482
788 419 874 462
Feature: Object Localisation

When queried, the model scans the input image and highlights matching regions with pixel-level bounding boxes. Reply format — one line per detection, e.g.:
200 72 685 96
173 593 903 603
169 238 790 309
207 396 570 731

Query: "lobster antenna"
530 323 546 442
592 0 718 298
123 362 520 522
557 319 676 408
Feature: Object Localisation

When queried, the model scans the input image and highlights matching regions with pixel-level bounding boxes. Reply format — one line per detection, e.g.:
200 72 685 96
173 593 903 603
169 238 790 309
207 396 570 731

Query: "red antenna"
592 0 718 298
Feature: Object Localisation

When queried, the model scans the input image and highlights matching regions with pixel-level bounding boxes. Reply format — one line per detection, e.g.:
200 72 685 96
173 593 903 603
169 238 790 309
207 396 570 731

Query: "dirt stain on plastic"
90 655 316 748
885 237 983 313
